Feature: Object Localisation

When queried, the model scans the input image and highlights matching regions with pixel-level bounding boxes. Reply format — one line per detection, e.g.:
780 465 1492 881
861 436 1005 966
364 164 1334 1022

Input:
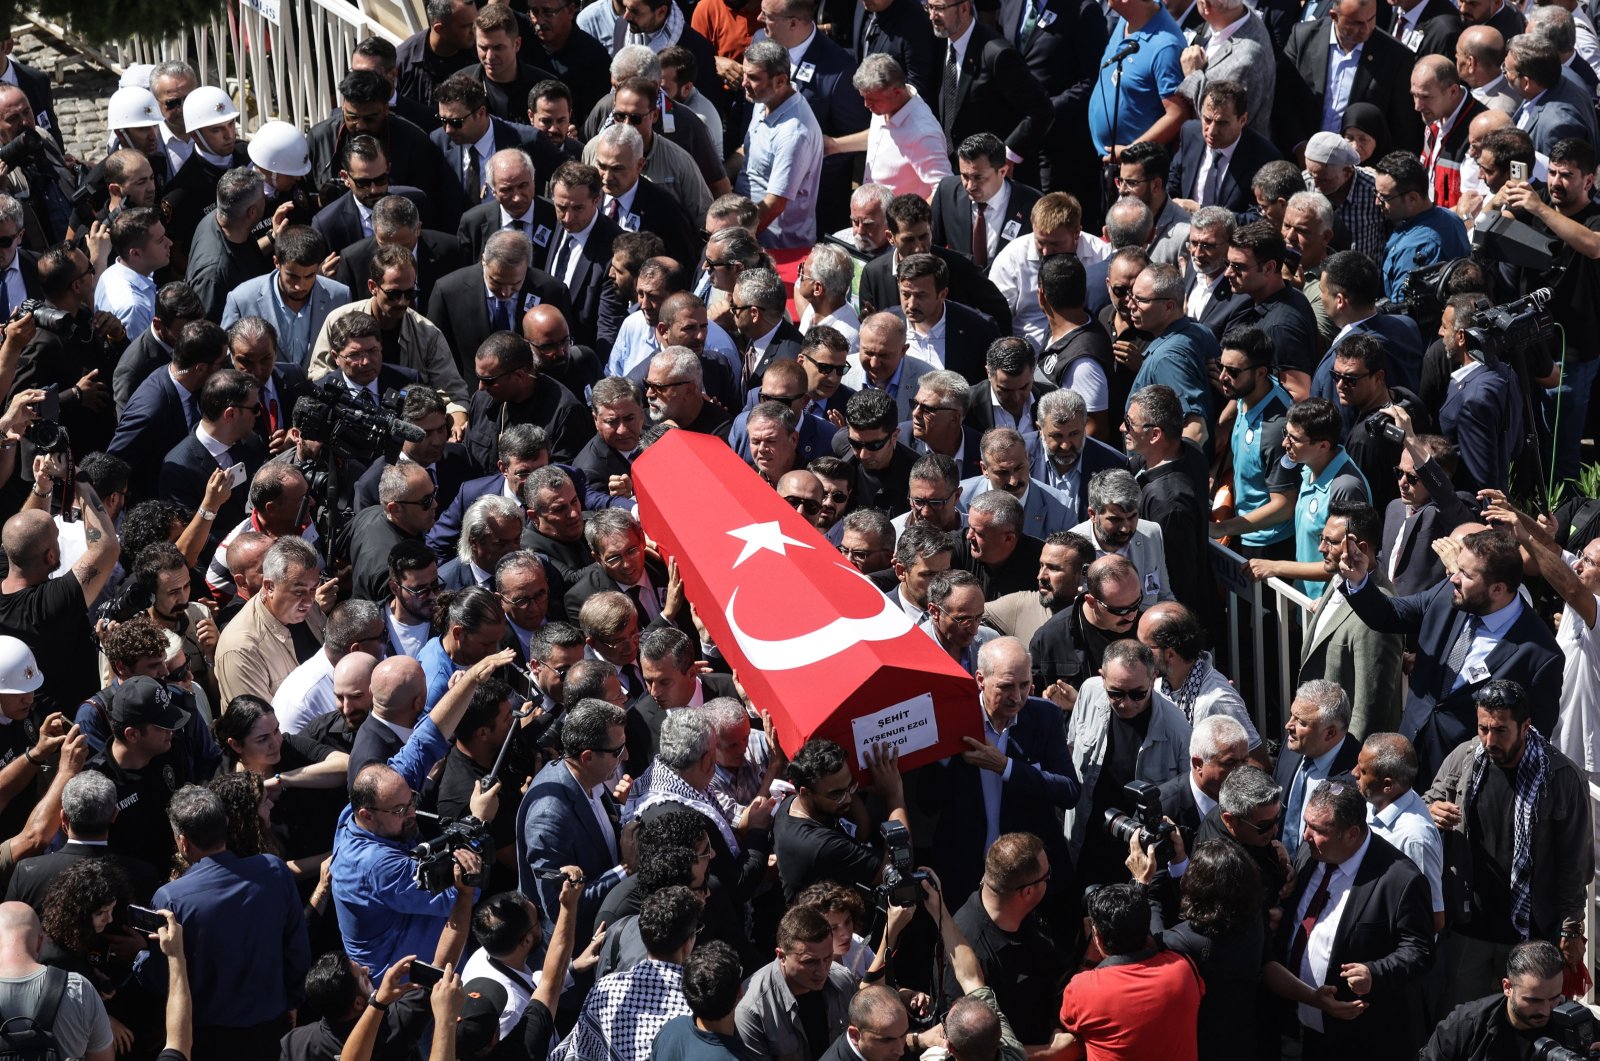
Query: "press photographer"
1496 138 1600 485
1419 940 1594 1061
11 245 125 456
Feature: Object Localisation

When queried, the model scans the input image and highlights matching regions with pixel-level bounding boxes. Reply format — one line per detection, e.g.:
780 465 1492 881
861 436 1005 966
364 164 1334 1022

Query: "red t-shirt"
1058 950 1204 1061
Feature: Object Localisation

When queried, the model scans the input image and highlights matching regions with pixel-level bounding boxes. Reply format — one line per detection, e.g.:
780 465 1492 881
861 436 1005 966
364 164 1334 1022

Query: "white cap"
108 86 163 131
247 120 312 177
1304 132 1360 168
0 637 43 696
182 86 239 133
119 63 156 90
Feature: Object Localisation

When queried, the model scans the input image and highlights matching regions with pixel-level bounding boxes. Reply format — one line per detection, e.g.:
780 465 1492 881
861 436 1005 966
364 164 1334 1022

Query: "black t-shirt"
87 747 188 874
288 621 322 665
271 733 343 859
0 572 96 719
1080 708 1153 885
952 891 1066 1045
1245 287 1319 375
1526 196 1600 362
772 797 880 903
432 745 524 895
0 719 32 840
1466 762 1520 943
796 990 830 1061
488 997 556 1061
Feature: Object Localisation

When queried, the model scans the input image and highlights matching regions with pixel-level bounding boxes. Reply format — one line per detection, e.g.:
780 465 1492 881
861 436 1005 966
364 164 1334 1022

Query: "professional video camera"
294 377 423 466
0 128 46 171
1465 287 1556 365
1532 1001 1600 1061
876 820 931 909
1104 780 1176 862
1378 258 1462 321
410 814 492 893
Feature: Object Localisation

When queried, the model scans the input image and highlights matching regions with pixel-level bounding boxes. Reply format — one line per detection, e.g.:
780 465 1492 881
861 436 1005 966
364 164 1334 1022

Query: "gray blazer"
1472 77 1523 116
1069 517 1176 608
220 273 351 367
1300 570 1405 740
1064 678 1191 863
958 475 1075 540
1179 11 1277 128
734 957 856 1061
841 351 939 422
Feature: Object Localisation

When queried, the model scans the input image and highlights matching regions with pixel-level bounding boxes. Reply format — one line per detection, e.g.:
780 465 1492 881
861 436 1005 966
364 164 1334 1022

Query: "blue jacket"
1439 360 1522 493
726 407 836 465
108 366 196 502
220 273 351 366
1381 207 1471 303
516 757 627 938
957 475 1075 538
1312 313 1426 400
331 716 464 977
151 850 310 1028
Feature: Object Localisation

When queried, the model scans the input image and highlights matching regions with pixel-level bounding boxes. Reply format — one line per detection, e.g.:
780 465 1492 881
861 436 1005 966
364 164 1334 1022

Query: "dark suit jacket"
426 262 575 376
886 302 1000 385
457 197 561 263
1312 313 1426 400
856 0 941 97
347 717 406 792
743 319 807 392
623 673 740 776
1273 731 1361 796
919 695 1079 908
516 757 623 936
311 186 430 255
1278 22 1421 151
1278 835 1434 1060
859 246 1014 336
1025 432 1127 522
1523 74 1600 156
572 434 633 506
1438 360 1521 493
625 350 741 417
427 471 506 562
546 213 625 357
1378 455 1475 597
111 326 171 415
1344 576 1564 785
335 229 463 309
930 177 1043 267
306 114 445 219
353 444 476 513
108 367 198 501
158 431 269 549
964 378 1057 434
428 117 563 224
611 176 703 266
900 419 984 479
562 556 672 623
935 19 1054 166
1402 0 1463 60
10 61 61 150
255 363 309 445
1156 771 1203 852
15 249 40 302
465 376 593 468
4 841 161 909
1167 122 1285 213
998 0 1107 179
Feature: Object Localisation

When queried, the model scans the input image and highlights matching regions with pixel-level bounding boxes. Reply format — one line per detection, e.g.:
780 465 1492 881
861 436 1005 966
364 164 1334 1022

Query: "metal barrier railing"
1208 540 1316 740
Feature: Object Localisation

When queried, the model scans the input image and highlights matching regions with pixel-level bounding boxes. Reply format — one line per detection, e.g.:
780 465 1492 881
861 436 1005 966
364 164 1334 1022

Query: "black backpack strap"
32 966 67 1031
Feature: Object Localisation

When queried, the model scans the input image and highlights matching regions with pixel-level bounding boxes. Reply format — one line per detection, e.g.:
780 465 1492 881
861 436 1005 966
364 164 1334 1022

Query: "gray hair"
373 194 420 236
1285 190 1336 231
151 60 198 87
927 568 980 609
707 227 767 269
262 536 319 583
1105 196 1154 248
1361 732 1418 791
1191 715 1248 761
733 267 785 312
851 184 894 213
969 489 1022 531
916 370 970 411
216 167 264 223
524 466 574 512
852 53 905 93
483 230 533 269
746 400 798 432
0 195 22 229
585 508 641 552
228 315 278 356
1294 678 1352 732
658 708 716 772
60 772 118 836
611 44 662 82
499 423 549 461
596 121 645 161
841 507 894 542
1140 264 1184 303
591 375 641 410
486 147 535 185
1218 764 1282 817
167 784 228 849
1087 468 1141 512
743 39 789 77
651 346 703 387
707 194 759 229
495 550 545 588
639 625 694 670
1038 387 1088 425
979 427 1027 463
702 696 750 737
806 243 853 300
378 461 429 506
1528 5 1577 53
1190 205 1237 237
894 523 955 568
460 493 526 564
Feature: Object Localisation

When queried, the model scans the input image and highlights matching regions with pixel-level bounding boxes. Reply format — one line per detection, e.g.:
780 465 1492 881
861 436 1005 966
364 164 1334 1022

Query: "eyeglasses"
398 579 446 596
611 111 647 126
1393 466 1420 484
1187 239 1223 252
645 379 692 394
1375 189 1405 204
380 287 419 302
818 779 858 801
394 492 437 508
349 171 391 189
840 547 884 563
231 402 262 414
600 544 643 569
477 367 518 386
908 492 956 510
819 489 850 504
1092 595 1142 617
1237 808 1285 834
910 399 954 417
1114 175 1150 189
1222 260 1250 274
848 434 893 453
593 742 627 758
1014 870 1052 890
1330 369 1373 384
1216 362 1255 378
783 495 822 516
1110 283 1133 298
376 793 419 817
500 590 549 609
729 300 754 313
801 351 847 375
760 392 804 404
1103 686 1150 702
1129 294 1172 307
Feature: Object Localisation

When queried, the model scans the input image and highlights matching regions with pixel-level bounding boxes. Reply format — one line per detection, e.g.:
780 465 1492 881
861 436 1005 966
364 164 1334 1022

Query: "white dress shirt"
864 89 953 200
1296 833 1373 1032
1192 138 1241 207
906 305 949 369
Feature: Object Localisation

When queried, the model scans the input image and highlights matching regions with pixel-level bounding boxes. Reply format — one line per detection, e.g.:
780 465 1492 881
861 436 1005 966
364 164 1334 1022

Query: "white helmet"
182 86 239 133
108 87 163 131
248 120 312 177
119 63 156 90
0 637 42 696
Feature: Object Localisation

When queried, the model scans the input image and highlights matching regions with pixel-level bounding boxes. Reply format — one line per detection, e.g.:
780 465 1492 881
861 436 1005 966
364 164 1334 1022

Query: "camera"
13 298 73 334
1534 1001 1600 1061
1104 780 1176 862
96 574 154 627
294 378 424 466
875 820 931 909
0 128 44 170
410 814 491 893
1377 258 1462 322
1465 287 1556 366
24 417 68 455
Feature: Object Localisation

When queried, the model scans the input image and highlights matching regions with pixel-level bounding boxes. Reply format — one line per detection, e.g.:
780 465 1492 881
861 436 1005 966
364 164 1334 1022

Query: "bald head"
1415 54 1459 87
0 901 40 954
976 634 1029 677
1 510 56 572
776 469 822 495
334 651 380 691
1458 24 1506 86
1470 107 1512 140
226 531 273 599
371 656 426 725
859 311 907 345
944 997 1002 1058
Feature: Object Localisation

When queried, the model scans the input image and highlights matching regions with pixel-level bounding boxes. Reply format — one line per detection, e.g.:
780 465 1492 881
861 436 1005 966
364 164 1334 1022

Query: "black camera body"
294 378 421 466
0 127 44 170
1105 780 1176 861
1465 287 1556 366
14 297 73 335
876 820 930 909
411 814 492 893
1534 1001 1600 1061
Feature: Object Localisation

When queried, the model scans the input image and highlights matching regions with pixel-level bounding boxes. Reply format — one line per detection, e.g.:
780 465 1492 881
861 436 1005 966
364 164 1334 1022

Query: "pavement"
14 28 117 163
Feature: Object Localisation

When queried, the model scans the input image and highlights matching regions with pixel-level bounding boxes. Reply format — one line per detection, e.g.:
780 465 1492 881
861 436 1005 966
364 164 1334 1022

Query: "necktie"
551 234 575 284
606 197 621 221
492 296 513 333
1445 613 1480 685
0 272 12 323
1288 863 1335 973
1284 756 1313 856
1018 0 1041 46
260 387 279 434
464 145 481 207
940 43 959 131
972 203 990 270
181 390 198 430
510 218 527 232
361 388 378 407
625 585 651 627
861 11 880 57
1423 121 1441 170
1202 150 1225 206
1391 7 1404 35
620 663 642 698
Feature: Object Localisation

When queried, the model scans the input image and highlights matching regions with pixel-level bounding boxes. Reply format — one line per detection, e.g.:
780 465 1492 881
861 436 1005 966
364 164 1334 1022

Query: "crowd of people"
0 0 1595 1053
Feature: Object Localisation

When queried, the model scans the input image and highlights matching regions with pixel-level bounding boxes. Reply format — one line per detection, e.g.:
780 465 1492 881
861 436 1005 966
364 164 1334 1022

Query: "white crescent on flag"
722 562 917 671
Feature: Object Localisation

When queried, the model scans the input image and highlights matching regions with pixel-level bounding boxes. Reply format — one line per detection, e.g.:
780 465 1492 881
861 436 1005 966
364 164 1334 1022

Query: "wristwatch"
367 992 390 1012
198 507 217 522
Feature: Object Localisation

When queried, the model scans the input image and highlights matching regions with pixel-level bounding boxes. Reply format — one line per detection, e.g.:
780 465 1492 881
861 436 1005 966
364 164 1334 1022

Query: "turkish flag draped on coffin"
634 430 982 772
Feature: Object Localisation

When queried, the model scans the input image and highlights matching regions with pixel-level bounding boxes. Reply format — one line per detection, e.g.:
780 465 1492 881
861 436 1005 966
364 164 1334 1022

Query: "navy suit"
789 29 872 229
1312 313 1426 400
254 363 309 446
335 229 464 308
742 320 807 392
159 432 269 553
900 419 984 479
607 177 702 266
1182 271 1252 340
10 61 61 150
1521 74 1599 156
730 407 838 466
1025 431 1127 522
1343 575 1563 785
428 117 558 224
998 0 1107 204
516 757 624 936
311 186 430 254
546 213 625 358
353 444 476 513
963 378 1057 434
348 719 406 791
1166 122 1285 213
918 696 1079 909
428 465 598 563
1272 731 1361 797
859 246 1014 336
930 178 1043 268
425 262 574 377
887 302 1000 385
1278 21 1421 152
1438 360 1522 493
457 197 561 262
109 367 199 501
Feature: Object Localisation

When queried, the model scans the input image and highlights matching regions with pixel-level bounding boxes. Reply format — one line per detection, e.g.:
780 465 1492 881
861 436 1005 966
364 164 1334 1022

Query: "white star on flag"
726 520 814 568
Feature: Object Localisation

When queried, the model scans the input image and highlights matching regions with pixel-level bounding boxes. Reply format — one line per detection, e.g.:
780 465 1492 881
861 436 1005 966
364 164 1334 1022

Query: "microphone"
1102 38 1140 68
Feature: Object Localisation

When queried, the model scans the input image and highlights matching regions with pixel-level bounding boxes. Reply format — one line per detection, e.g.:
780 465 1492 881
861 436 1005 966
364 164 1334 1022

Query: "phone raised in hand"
409 960 445 987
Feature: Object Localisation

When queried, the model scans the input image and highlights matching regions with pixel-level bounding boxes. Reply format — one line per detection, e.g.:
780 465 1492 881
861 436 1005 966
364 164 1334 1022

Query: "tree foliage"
13 0 231 46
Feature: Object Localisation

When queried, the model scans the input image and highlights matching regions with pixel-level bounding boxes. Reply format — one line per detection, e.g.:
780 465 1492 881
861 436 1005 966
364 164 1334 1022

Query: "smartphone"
533 867 583 882
226 462 247 489
409 960 445 987
126 905 166 933
1511 161 1530 182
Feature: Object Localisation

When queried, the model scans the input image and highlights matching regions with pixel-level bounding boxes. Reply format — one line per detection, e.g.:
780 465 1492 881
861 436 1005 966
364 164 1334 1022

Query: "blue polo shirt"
1089 9 1185 156
1381 206 1471 302
1294 448 1370 599
1130 319 1217 425
1231 383 1298 548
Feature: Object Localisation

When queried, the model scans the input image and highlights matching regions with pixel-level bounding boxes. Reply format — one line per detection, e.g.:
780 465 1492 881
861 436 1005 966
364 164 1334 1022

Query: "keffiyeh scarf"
638 763 742 857
1164 652 1214 724
551 958 691 1061
1466 724 1550 939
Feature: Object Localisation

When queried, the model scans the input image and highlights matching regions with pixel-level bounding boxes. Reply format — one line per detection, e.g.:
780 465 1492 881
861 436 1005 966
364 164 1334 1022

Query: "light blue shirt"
1368 786 1445 912
94 261 157 339
736 90 824 249
1323 25 1363 133
1283 741 1343 858
1294 448 1369 599
606 311 743 378
267 272 317 365
979 707 1017 853
1449 594 1523 692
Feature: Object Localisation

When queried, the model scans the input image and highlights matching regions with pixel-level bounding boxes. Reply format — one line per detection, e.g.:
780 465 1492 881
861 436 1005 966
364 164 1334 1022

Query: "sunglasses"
801 351 846 375
380 287 419 302
0 233 21 249
1237 808 1285 834
1216 363 1256 378
438 113 475 129
394 492 437 508
1103 686 1150 702
349 172 390 189
611 111 647 126
783 495 822 516
1393 466 1420 483
849 434 893 453
819 489 849 504
1092 596 1142 617
760 392 803 404
1110 283 1133 298
1330 369 1373 384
